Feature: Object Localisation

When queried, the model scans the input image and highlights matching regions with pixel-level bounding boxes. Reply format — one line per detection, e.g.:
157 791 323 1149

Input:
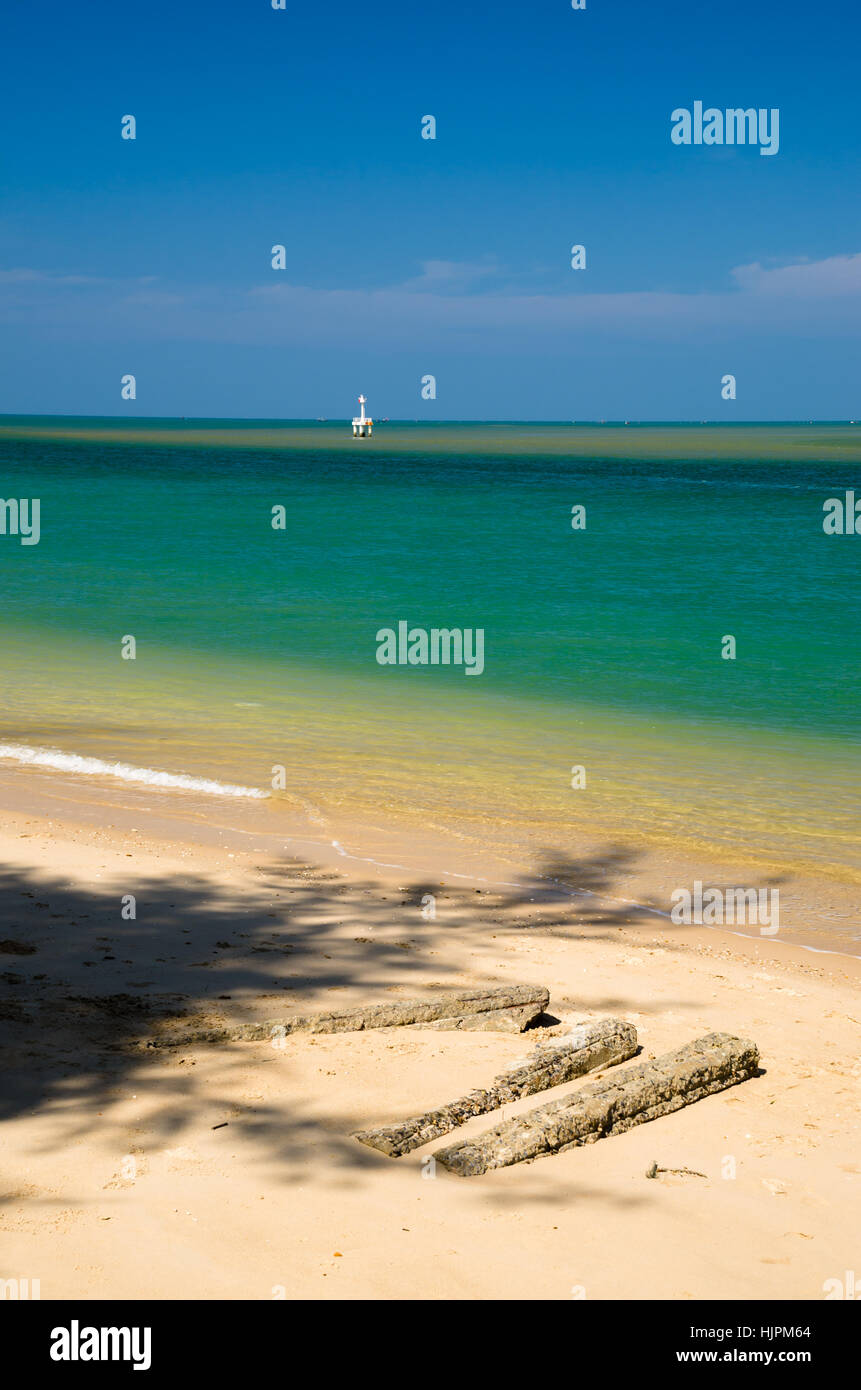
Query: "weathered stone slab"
434 1032 760 1176
406 1002 547 1033
355 1018 638 1157
146 983 549 1048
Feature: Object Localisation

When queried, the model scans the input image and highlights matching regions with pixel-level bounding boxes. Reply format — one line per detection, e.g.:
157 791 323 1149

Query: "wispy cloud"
730 252 861 296
0 268 147 287
2 253 861 349
399 259 503 292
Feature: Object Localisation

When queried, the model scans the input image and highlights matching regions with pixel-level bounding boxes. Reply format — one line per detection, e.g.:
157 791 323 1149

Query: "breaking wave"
0 743 268 799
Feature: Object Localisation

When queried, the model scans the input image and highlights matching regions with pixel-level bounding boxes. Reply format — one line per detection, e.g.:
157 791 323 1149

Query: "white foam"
0 743 268 799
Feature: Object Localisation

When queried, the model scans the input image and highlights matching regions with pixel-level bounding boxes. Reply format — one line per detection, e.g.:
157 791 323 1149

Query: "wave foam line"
0 743 268 799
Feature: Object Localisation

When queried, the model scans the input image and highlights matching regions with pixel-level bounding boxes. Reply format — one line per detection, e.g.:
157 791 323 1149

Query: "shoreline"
1 762 858 961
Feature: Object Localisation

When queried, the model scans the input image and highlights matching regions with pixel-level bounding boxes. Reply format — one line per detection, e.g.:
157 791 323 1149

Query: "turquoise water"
0 418 858 877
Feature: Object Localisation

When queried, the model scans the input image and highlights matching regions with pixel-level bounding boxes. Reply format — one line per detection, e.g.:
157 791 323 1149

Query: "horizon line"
1 414 859 428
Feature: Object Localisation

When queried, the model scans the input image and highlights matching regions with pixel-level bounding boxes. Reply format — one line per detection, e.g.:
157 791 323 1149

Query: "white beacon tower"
352 394 373 437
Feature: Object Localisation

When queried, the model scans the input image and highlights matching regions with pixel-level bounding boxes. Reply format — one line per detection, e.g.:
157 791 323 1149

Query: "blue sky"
1 0 859 419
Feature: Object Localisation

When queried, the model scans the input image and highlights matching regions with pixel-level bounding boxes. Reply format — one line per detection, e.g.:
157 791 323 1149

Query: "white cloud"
400 259 502 291
3 253 861 349
730 252 861 296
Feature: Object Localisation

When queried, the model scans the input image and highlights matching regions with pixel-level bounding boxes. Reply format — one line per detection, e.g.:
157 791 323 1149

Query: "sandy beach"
3 0 861 1341
1 772 858 1301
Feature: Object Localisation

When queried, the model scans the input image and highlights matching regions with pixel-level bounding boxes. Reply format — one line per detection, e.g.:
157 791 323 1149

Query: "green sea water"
0 418 858 883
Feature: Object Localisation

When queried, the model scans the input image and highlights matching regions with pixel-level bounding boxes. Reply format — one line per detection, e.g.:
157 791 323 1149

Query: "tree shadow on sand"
0 842 783 1185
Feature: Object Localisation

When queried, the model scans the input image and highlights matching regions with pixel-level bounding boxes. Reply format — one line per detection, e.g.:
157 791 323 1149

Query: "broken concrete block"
146 983 550 1047
355 1017 638 1157
434 1032 760 1176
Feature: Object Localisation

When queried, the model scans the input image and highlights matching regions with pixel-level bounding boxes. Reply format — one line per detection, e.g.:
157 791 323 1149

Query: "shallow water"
0 417 858 888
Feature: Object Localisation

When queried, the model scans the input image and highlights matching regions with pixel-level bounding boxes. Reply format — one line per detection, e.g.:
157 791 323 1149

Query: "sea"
0 417 858 925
